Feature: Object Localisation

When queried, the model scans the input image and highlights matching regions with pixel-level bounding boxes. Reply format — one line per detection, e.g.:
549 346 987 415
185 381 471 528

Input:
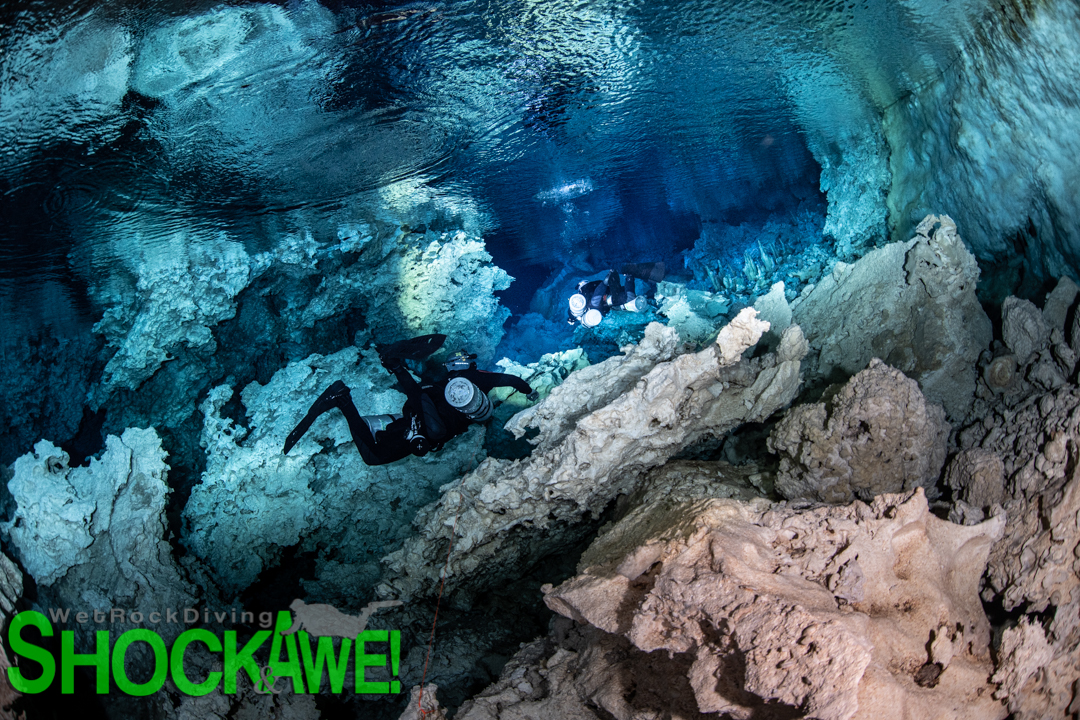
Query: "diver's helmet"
568 293 587 319
581 309 602 328
444 377 493 422
445 349 477 372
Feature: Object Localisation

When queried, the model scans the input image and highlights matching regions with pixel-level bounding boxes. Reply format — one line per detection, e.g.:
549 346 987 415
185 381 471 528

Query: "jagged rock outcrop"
90 233 252 405
1001 297 1049 366
0 551 24 717
399 685 449 720
654 281 731 346
944 448 1005 521
182 346 486 598
2 429 197 646
287 230 513 365
451 489 1006 720
379 310 808 603
769 359 949 503
791 214 991 419
953 276 1080 718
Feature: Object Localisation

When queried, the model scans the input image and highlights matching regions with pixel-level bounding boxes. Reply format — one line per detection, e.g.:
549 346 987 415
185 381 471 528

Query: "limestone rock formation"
955 281 1080 718
1001 297 1049 366
753 280 793 350
2 428 197 646
769 359 949 503
90 233 252 405
0 551 24 717
654 281 730 346
291 230 513 365
379 311 808 603
791 214 991 419
183 346 486 597
398 685 449 720
460 490 1006 720
943 448 1005 521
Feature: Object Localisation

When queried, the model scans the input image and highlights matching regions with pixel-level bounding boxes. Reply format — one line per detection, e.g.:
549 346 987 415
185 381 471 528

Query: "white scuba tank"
444 377 492 422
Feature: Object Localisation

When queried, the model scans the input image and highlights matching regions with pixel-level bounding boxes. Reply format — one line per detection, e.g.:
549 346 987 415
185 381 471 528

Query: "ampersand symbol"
254 665 280 695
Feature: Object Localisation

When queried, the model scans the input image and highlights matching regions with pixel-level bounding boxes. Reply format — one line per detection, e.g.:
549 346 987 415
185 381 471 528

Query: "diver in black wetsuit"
567 262 665 328
282 340 537 466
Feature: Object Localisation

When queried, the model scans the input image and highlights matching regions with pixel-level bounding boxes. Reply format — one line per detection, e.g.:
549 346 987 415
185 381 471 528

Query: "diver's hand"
526 390 539 402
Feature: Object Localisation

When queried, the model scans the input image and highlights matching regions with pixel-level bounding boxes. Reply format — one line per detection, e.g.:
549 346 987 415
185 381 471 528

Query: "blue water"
0 0 996 469
0 2 1003 717
0 0 839 281
0 0 981 469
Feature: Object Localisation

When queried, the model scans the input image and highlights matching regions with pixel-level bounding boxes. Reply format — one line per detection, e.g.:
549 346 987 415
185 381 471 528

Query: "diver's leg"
283 380 351 454
335 396 394 465
386 364 427 425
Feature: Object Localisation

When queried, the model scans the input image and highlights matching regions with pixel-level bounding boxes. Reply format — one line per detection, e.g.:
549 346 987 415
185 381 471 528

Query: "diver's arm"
463 369 533 395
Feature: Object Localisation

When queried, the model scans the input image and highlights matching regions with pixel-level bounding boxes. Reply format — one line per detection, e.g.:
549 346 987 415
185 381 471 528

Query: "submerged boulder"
769 359 949 503
2 428 197 647
792 214 991 419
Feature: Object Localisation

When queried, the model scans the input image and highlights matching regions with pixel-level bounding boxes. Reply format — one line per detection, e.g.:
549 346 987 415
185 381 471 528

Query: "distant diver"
567 262 666 328
282 334 538 465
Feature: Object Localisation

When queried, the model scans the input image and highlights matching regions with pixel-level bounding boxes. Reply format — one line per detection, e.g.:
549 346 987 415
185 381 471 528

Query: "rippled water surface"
1 0 985 304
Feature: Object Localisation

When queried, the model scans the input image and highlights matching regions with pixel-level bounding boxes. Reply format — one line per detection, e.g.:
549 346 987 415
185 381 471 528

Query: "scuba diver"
282 335 538 466
567 262 666 328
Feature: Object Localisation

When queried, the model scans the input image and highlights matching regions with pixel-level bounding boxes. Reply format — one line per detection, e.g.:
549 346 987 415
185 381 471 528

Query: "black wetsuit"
299 365 533 467
569 270 633 324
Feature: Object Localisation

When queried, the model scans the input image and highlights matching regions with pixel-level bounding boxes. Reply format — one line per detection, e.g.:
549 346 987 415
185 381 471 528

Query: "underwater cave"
1 0 1079 718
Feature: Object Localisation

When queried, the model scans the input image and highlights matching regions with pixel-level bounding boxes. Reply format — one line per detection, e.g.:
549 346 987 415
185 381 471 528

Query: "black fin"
376 333 447 362
283 381 350 454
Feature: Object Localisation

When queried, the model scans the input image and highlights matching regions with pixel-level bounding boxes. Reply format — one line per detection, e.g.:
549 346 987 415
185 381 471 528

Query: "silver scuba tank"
362 414 401 436
444 377 492 422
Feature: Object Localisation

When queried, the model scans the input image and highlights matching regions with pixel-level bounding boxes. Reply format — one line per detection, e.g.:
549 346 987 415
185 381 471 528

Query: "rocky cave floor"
2 215 1080 720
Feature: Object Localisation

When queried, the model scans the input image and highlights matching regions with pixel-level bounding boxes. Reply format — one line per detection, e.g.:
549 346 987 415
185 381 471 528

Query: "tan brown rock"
944 448 1005 511
540 489 1006 720
0 551 24 719
957 368 1080 718
769 359 949 503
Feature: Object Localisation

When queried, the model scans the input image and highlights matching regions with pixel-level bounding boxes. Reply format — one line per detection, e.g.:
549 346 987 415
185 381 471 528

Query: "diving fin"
620 262 666 283
376 333 447 362
283 380 351 454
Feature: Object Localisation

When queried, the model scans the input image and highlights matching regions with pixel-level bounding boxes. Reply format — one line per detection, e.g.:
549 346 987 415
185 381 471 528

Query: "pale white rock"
792 214 991 419
2 428 197 647
380 319 806 603
91 233 251 405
